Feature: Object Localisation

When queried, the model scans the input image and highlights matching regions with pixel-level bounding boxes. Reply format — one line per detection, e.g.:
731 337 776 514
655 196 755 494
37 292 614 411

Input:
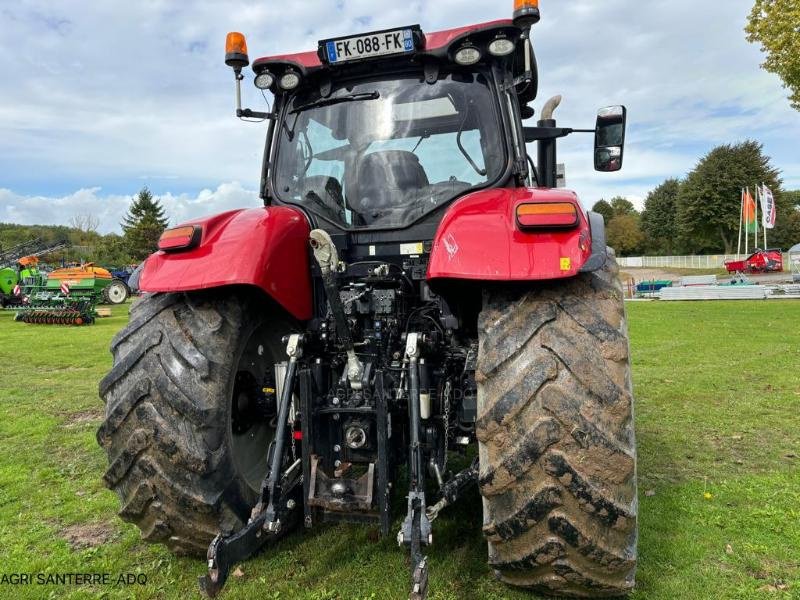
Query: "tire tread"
477 252 637 597
97 291 270 555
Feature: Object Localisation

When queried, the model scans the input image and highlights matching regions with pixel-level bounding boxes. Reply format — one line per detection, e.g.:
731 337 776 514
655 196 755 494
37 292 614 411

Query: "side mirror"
594 105 626 172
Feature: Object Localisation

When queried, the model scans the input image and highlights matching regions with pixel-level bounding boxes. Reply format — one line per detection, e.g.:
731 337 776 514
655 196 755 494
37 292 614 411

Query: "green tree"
93 234 134 266
641 179 681 255
746 0 800 110
0 222 139 267
676 141 781 253
610 196 637 217
782 190 800 208
122 187 169 260
607 214 645 256
591 200 614 224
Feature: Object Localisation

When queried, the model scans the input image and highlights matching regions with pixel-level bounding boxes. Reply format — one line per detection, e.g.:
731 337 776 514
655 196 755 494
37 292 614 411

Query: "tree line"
594 141 800 256
4 154 800 268
0 188 169 267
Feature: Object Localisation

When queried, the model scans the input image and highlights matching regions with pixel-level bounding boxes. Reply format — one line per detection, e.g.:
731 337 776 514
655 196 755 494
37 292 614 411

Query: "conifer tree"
122 187 169 259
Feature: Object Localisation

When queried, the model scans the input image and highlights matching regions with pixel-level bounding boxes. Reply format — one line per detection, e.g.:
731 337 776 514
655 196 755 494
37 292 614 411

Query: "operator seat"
300 176 347 224
354 150 429 224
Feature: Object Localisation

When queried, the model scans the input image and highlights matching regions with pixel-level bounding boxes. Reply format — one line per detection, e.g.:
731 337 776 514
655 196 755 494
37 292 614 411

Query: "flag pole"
737 188 744 258
754 185 759 250
745 187 749 257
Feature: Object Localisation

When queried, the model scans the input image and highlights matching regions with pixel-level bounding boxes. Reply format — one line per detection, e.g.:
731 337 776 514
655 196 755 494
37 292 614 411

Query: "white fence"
619 254 743 269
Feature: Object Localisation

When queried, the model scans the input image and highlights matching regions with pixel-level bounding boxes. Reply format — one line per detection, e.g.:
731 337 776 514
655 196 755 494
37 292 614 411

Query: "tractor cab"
225 20 530 238
224 6 626 244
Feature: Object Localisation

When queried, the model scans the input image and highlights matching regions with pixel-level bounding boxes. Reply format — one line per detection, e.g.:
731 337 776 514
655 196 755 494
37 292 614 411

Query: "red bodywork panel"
252 20 514 74
139 207 313 320
427 188 593 282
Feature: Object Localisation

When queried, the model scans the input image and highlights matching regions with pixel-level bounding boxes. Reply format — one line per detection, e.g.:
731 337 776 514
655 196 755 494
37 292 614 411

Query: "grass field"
0 300 798 599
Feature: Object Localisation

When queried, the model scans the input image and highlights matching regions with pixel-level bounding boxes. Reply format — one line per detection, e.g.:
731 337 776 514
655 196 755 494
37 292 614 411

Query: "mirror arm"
523 126 572 143
237 109 276 120
231 69 275 121
524 127 597 142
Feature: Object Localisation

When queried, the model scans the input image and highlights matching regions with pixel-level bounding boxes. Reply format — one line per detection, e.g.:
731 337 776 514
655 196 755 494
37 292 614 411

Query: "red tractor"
98 2 637 598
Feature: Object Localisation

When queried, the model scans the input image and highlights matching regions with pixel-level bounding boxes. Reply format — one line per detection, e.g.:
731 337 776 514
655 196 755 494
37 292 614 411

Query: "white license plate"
324 28 415 64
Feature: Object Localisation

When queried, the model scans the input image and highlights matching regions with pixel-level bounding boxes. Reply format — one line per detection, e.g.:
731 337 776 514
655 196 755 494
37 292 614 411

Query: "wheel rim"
107 282 127 304
229 323 279 493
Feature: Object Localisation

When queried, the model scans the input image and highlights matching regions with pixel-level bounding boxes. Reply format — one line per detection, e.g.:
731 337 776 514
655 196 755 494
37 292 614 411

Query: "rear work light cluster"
158 225 202 251
452 0 542 65
453 33 516 66
516 202 578 230
225 31 301 93
253 67 301 92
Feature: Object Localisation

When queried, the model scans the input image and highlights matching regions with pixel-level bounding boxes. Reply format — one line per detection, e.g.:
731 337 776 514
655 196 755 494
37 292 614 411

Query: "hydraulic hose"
309 229 364 389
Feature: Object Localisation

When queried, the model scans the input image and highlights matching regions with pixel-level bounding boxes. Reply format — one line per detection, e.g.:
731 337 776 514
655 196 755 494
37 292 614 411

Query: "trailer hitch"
199 460 300 597
399 333 432 600
404 494 430 600
199 334 305 598
426 458 479 522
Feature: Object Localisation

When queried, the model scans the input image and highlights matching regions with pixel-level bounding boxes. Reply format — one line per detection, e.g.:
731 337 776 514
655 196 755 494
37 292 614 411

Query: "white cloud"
0 183 259 234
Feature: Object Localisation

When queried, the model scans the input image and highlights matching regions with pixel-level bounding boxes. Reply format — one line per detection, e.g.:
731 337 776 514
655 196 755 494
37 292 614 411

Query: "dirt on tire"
96 291 290 556
476 250 637 597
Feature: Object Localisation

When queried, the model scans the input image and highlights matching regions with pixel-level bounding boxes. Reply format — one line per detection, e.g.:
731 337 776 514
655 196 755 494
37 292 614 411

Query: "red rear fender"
140 207 312 320
427 188 602 282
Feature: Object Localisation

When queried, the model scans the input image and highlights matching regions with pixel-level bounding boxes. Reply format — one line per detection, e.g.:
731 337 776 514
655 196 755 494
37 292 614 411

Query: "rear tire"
97 290 292 555
103 280 130 305
476 251 637 597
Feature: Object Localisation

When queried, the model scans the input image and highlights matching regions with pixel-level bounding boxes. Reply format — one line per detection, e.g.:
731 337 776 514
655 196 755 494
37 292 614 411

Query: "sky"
0 0 798 234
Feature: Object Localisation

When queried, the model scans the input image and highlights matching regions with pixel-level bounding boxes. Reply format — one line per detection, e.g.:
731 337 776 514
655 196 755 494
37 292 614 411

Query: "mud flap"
580 211 607 273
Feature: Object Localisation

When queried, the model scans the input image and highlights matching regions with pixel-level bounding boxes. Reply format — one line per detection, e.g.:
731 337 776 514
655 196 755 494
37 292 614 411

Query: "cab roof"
252 19 517 75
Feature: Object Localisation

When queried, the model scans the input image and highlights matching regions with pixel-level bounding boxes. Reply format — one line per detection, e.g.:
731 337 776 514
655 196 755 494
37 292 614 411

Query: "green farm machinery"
12 264 117 325
1 236 134 324
0 238 68 308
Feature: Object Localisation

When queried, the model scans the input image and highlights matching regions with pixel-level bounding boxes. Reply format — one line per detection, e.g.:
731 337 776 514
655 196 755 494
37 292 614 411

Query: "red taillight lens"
516 202 578 229
158 225 201 251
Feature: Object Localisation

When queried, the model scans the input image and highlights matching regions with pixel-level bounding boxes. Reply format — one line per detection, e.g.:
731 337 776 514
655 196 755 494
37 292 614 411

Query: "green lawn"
0 301 798 599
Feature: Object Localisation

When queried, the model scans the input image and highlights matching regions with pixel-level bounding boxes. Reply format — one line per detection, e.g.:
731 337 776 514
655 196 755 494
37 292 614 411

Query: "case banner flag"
760 185 776 229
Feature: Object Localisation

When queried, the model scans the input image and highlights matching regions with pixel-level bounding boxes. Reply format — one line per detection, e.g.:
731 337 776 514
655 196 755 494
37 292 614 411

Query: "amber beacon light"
225 32 249 70
513 0 541 27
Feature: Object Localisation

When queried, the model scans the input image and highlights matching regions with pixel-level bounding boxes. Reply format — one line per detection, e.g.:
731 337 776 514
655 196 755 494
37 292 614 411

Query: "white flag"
760 184 776 229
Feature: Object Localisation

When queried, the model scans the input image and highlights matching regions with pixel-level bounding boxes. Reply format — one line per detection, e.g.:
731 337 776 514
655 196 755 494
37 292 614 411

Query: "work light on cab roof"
221 0 547 119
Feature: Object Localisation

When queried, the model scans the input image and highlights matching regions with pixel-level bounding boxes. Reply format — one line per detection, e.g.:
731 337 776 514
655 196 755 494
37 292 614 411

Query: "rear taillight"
516 202 578 229
158 225 201 251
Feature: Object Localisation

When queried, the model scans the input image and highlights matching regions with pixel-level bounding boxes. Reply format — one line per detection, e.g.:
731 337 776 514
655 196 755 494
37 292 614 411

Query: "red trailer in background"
725 249 784 274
